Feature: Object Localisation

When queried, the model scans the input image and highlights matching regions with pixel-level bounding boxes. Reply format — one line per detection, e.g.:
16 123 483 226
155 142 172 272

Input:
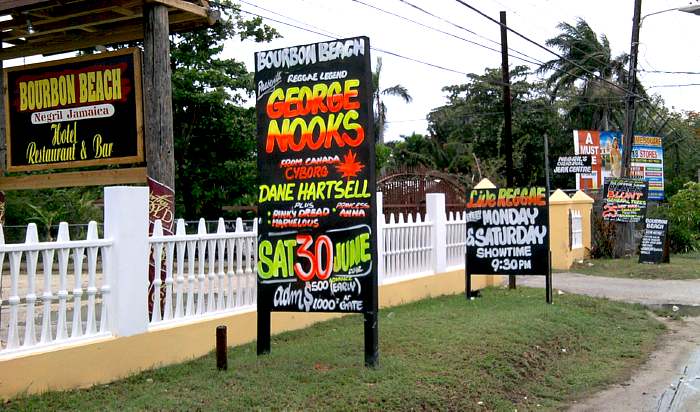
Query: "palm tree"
537 18 630 129
372 57 412 144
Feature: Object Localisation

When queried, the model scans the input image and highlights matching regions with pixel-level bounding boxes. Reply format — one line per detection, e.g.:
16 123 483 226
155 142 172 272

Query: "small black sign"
465 187 550 276
639 218 669 264
602 178 648 223
553 155 592 174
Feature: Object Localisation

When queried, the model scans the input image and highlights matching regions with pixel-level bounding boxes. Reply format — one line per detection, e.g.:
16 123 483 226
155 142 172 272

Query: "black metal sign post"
544 134 553 304
254 36 378 367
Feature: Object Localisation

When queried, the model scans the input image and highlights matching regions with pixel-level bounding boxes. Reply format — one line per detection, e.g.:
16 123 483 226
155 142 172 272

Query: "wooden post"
143 4 175 317
143 4 175 193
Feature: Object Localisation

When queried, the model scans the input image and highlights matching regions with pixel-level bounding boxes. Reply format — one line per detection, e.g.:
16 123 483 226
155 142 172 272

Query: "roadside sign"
254 36 378 365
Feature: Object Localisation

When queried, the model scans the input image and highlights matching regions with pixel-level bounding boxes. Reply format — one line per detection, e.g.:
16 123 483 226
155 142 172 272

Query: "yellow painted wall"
549 190 572 270
571 190 594 263
549 190 594 270
0 270 496 399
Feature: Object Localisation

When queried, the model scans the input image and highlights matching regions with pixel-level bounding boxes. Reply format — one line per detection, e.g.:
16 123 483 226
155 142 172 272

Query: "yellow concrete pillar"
471 178 501 287
549 189 573 270
571 190 594 261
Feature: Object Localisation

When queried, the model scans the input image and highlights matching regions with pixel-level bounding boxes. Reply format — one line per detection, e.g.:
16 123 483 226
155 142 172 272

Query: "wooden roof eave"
0 0 218 60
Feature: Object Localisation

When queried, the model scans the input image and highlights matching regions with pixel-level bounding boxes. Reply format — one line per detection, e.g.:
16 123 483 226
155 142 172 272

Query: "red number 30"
294 234 334 281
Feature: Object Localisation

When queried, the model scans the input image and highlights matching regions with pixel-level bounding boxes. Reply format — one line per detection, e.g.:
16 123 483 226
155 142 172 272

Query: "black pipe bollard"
216 325 227 371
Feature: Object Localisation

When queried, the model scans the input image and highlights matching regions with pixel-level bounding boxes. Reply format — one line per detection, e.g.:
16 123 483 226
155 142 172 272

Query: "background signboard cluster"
602 178 648 223
572 130 664 200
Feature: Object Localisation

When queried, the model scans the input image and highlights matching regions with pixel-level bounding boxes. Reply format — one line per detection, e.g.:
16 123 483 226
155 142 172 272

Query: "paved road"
519 273 700 305
519 272 700 411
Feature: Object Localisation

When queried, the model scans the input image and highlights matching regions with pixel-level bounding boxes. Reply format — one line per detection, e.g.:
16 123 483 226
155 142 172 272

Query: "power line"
236 0 338 38
236 8 472 76
394 0 545 65
451 0 645 101
347 0 542 67
647 83 700 88
639 69 700 75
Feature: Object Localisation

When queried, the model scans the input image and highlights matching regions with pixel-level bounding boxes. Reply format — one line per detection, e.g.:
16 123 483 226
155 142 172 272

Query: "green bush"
590 211 617 258
653 182 700 253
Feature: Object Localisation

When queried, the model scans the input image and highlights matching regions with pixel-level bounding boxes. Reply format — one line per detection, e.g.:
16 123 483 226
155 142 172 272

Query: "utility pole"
618 0 643 257
623 0 642 177
500 11 515 289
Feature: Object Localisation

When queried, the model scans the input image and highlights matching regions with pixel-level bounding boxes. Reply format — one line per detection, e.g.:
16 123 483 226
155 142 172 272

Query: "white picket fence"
446 211 467 270
148 218 257 326
0 221 112 356
0 189 466 356
381 213 433 282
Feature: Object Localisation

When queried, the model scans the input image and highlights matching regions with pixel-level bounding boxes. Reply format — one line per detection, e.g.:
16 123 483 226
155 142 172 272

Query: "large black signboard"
553 155 592 174
255 37 377 364
465 187 551 300
602 178 648 223
4 48 143 172
639 218 670 264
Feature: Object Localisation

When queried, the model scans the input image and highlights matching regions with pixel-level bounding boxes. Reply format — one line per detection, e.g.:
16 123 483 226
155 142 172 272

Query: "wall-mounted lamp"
22 12 34 34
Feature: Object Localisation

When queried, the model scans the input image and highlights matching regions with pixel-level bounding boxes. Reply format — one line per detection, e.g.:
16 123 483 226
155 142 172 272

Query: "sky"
4 0 698 143
222 0 700 142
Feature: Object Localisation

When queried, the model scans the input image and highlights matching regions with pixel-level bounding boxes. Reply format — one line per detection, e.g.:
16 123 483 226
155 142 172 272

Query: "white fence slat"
7 248 22 349
151 220 164 323
99 243 110 334
207 233 217 313
163 241 175 321
185 235 196 317
242 219 254 306
216 219 226 311
55 223 70 341
174 220 186 319
70 238 85 339
235 220 244 307
39 238 55 344
196 219 207 315
23 224 39 347
85 222 99 335
226 237 235 309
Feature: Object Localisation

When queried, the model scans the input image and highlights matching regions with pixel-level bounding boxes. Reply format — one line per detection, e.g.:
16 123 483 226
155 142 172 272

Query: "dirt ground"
570 316 700 412
520 273 700 411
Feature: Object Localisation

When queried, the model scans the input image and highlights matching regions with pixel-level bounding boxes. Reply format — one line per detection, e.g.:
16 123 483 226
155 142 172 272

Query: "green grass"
5 288 664 411
565 252 700 280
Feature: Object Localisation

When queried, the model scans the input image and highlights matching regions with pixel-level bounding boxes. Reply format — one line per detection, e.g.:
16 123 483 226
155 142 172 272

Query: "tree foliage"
171 2 277 218
372 57 412 144
420 66 566 186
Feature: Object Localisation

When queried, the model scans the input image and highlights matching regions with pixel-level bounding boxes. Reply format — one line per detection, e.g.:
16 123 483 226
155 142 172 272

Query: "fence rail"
0 191 488 356
148 218 257 327
381 213 433 283
446 211 467 270
0 221 112 356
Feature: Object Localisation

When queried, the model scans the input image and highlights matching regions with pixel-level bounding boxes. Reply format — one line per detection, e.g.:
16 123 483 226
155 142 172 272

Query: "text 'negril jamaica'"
264 79 364 153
